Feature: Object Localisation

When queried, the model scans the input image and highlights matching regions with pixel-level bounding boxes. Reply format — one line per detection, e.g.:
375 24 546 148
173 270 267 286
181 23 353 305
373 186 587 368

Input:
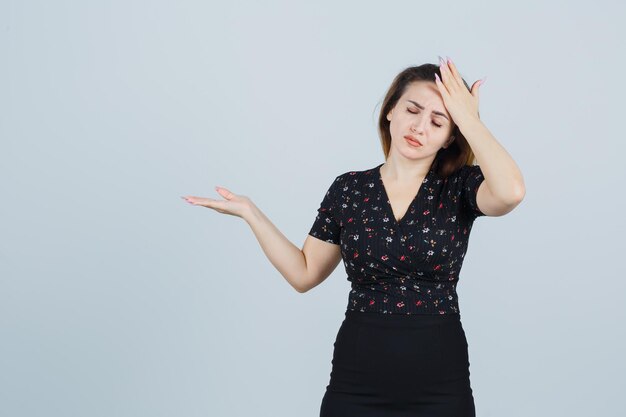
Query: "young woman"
182 56 525 416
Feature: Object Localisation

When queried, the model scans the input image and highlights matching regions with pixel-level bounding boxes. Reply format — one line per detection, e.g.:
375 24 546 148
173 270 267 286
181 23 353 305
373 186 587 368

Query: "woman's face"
386 80 456 161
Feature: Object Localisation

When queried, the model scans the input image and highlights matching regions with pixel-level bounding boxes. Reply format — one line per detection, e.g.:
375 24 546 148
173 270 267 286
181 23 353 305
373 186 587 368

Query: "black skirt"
320 310 476 417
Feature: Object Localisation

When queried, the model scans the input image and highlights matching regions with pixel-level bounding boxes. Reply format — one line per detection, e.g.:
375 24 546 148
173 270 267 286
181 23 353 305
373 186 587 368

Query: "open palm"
182 186 252 219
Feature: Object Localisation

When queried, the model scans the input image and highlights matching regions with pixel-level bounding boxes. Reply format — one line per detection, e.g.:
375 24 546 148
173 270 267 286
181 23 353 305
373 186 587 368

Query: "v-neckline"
377 162 432 226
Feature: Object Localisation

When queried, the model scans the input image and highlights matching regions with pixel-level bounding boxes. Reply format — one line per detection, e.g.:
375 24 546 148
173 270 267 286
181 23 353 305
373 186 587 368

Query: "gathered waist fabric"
344 309 461 326
347 279 461 315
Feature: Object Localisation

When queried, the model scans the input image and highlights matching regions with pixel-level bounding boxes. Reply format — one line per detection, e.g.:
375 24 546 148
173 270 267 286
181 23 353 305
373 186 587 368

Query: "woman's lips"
404 135 423 147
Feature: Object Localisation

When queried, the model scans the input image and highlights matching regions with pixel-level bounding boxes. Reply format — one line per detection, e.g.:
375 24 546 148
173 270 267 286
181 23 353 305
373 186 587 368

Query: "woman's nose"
411 118 427 132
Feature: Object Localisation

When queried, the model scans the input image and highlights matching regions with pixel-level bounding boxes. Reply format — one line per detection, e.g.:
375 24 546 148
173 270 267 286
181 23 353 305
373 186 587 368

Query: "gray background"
2 0 625 416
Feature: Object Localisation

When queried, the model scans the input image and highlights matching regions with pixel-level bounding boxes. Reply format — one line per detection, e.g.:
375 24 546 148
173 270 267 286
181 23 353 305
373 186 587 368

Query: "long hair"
377 63 479 178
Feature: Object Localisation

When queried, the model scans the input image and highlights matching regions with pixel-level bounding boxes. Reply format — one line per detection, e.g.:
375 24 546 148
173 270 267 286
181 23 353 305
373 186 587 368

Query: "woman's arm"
460 118 526 216
244 203 341 293
437 57 525 217
183 185 342 293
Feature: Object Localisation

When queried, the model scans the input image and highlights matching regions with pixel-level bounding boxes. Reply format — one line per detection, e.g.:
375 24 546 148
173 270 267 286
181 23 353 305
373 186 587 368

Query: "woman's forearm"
243 203 309 293
458 117 526 203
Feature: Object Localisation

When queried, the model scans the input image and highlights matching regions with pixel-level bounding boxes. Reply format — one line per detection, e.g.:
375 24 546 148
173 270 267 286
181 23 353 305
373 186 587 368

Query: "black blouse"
308 162 486 315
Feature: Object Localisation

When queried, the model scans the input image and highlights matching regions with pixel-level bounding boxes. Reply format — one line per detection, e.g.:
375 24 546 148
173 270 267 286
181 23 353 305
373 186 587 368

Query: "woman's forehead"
400 83 447 115
403 81 441 100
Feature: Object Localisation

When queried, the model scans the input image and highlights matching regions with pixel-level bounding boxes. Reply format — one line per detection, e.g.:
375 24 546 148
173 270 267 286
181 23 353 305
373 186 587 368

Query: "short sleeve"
460 165 486 219
308 175 344 245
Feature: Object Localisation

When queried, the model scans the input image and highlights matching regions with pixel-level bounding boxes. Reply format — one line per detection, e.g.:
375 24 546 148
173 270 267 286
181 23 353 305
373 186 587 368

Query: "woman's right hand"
181 186 253 220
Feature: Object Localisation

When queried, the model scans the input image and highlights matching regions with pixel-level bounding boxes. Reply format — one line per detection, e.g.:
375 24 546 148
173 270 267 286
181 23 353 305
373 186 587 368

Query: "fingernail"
479 76 487 86
446 56 453 65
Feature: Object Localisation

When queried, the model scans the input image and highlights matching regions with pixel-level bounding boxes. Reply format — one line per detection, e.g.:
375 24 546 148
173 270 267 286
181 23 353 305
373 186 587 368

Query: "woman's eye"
407 108 442 128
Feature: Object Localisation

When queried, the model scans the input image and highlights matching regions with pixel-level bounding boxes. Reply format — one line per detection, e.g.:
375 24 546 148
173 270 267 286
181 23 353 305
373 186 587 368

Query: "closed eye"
407 108 442 128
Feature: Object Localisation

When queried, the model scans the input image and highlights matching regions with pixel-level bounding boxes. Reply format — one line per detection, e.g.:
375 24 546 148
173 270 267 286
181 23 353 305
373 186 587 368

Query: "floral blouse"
308 162 486 315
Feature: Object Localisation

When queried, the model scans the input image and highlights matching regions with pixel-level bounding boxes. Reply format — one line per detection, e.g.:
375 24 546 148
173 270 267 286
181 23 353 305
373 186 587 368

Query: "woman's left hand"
435 56 484 128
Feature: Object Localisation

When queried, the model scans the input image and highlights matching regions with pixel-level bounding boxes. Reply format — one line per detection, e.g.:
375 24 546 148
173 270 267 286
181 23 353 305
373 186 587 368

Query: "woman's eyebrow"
406 100 449 120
